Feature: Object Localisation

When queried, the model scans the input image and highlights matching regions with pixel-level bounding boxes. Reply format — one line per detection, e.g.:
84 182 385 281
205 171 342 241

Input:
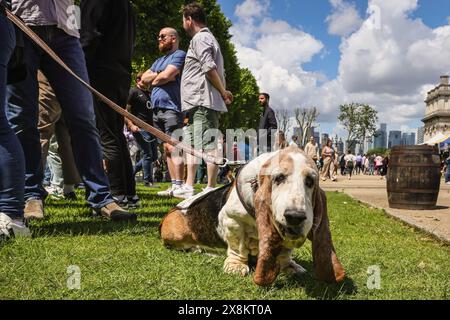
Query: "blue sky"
215 0 450 138
218 0 450 81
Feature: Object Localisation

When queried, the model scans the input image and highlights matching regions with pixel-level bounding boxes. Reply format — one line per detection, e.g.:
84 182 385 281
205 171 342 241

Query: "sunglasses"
157 34 174 41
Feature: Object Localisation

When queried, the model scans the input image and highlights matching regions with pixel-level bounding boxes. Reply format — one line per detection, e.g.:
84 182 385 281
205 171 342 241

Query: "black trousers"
92 81 135 197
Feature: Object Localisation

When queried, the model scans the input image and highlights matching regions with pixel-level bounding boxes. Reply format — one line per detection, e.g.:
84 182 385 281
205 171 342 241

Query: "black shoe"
92 202 137 222
127 195 141 209
144 181 157 188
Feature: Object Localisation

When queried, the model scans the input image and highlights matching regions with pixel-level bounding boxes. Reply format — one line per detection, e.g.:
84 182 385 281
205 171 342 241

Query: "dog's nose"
284 210 307 225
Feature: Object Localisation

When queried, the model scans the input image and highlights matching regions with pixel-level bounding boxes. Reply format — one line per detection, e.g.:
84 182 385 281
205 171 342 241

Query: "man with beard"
141 28 186 197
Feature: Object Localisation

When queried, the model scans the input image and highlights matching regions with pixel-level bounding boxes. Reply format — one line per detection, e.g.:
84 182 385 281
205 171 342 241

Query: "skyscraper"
389 131 402 148
373 123 387 149
417 127 425 144
401 132 416 146
321 133 329 148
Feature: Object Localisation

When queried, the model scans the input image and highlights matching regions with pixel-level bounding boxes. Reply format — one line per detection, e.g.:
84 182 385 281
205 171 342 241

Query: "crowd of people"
299 137 390 182
0 1 236 238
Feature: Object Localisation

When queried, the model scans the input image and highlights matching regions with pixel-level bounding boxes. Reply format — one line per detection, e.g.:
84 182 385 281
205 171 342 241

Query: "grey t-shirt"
12 0 79 38
181 28 227 113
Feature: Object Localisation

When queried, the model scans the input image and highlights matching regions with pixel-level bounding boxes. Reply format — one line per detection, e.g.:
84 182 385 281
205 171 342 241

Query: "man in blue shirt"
141 27 186 197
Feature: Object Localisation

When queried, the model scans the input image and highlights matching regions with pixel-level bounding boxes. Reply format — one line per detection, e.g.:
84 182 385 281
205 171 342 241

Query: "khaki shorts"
186 107 220 151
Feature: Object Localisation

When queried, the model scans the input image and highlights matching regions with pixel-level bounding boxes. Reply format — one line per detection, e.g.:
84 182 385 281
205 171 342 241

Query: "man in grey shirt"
174 2 233 199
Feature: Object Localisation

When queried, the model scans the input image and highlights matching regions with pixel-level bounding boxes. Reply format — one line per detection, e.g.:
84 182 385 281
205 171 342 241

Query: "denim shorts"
152 108 183 136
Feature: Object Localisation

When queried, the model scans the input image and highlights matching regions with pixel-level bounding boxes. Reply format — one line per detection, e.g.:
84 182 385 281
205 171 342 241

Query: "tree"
275 109 291 134
338 103 378 151
131 0 261 131
224 68 261 131
294 107 319 148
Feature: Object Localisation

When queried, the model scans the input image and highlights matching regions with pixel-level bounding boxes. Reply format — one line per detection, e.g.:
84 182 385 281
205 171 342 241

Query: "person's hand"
130 125 140 133
222 90 233 105
138 79 150 91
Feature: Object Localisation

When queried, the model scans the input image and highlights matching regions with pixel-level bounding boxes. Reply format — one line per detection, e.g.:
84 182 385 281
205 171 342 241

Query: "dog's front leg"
221 216 251 276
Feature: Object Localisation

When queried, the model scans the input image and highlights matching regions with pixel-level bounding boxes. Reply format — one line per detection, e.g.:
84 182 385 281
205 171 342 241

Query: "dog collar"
235 167 258 218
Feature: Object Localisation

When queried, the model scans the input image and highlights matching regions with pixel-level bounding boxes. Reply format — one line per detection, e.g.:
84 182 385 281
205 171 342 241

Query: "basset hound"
160 146 345 287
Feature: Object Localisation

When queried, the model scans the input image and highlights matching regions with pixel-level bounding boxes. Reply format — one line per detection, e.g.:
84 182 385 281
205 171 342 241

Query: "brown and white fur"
160 146 345 286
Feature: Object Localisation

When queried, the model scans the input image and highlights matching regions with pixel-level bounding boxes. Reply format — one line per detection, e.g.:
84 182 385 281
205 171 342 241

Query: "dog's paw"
282 261 307 276
224 258 250 276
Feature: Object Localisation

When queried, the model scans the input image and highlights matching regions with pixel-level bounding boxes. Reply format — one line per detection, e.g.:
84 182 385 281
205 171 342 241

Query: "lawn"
0 184 449 300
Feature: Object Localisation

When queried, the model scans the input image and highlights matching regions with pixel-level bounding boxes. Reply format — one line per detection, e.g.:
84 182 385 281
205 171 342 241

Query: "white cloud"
235 0 269 22
337 0 450 129
229 0 450 133
255 19 324 69
326 0 363 37
230 1 325 112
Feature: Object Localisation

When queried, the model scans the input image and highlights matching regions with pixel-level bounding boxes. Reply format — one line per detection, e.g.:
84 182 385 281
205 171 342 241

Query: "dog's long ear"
308 187 345 283
253 171 284 287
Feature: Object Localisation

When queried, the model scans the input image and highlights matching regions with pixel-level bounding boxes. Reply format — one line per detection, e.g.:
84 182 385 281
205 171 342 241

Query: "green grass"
0 184 449 300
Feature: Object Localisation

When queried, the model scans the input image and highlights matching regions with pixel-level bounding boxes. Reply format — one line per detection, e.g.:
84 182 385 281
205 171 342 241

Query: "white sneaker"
157 185 178 197
197 187 217 196
0 213 31 238
45 185 64 200
446 182 450 185
172 185 195 199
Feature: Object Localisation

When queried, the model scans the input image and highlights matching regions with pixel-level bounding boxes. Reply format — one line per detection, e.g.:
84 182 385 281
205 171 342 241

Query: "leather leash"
5 7 225 166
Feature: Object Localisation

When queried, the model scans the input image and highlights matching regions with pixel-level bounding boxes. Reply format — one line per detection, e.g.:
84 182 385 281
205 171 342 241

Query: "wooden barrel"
387 145 441 210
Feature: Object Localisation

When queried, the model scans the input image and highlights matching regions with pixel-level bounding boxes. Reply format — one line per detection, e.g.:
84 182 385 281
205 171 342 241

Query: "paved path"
320 174 450 244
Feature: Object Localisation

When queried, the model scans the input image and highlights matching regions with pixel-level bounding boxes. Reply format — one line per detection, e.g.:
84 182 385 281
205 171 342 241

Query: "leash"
5 7 226 166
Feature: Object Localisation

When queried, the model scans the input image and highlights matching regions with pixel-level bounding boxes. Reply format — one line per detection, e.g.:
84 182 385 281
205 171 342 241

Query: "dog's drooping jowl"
160 146 345 286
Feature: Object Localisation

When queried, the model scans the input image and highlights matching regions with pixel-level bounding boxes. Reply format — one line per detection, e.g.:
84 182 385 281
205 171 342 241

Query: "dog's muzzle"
283 210 307 238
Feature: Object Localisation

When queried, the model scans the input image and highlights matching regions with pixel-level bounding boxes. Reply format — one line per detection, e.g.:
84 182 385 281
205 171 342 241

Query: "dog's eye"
305 176 315 188
273 174 287 185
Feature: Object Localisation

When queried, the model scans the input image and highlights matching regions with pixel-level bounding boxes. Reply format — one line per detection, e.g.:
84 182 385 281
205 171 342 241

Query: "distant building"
388 131 402 148
423 75 450 141
337 138 344 154
292 127 302 139
417 127 425 144
373 123 387 149
410 132 416 145
321 133 329 148
401 132 416 146
314 131 320 144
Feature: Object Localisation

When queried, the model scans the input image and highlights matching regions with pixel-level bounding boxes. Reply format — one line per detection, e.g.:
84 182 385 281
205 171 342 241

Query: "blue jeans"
0 15 25 218
7 26 112 209
133 130 157 183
